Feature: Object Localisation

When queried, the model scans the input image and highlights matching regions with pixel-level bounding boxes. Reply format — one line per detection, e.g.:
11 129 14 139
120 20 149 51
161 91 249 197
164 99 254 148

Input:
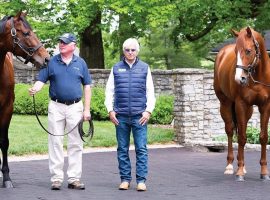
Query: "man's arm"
28 81 45 96
83 85 91 121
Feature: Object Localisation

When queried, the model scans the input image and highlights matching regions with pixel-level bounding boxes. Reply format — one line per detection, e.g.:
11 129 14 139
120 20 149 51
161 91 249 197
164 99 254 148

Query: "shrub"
14 83 49 115
246 127 261 144
213 127 270 145
150 95 174 124
91 87 108 120
13 84 174 124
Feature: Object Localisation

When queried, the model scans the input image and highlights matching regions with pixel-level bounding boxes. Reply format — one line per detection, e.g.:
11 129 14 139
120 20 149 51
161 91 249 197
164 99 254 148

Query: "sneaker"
137 182 147 191
119 181 130 190
68 181 85 190
51 181 61 190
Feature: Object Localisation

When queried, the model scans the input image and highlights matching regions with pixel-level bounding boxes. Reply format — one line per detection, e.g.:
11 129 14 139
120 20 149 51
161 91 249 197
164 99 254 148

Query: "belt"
51 97 81 105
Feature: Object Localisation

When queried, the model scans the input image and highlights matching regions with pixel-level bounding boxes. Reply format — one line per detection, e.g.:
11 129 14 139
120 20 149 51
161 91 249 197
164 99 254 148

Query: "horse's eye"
245 49 251 55
22 31 30 37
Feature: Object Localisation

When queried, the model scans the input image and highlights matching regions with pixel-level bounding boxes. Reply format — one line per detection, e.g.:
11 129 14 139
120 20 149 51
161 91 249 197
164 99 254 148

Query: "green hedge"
149 95 174 124
14 83 174 124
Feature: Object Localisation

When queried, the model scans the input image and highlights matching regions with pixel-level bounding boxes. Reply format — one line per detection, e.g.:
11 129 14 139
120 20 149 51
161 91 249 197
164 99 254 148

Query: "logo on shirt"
73 66 80 71
118 68 126 72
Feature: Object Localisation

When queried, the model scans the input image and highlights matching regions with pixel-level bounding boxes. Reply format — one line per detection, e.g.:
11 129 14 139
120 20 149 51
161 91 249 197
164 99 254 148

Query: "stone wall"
172 68 260 145
14 61 175 95
14 62 261 145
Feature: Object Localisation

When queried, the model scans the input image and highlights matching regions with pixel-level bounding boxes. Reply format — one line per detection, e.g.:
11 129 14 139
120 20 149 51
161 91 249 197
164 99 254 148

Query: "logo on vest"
118 68 126 72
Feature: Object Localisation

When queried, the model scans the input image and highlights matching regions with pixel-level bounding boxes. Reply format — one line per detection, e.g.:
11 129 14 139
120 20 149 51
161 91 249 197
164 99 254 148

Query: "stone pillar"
173 69 212 144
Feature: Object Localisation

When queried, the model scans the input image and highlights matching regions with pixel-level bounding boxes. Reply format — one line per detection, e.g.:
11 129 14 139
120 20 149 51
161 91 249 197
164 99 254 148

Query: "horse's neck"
0 53 6 67
257 51 270 77
0 33 12 53
0 53 14 84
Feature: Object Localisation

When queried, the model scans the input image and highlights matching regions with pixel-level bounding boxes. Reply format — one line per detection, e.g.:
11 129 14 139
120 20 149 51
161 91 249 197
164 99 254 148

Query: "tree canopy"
0 0 269 69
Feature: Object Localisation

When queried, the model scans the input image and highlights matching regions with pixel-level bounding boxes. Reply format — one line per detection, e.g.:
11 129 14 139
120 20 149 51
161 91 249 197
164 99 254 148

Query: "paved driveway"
0 146 269 200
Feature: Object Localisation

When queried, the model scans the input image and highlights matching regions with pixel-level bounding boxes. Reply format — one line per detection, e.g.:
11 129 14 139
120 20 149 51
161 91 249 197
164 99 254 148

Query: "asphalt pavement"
1 145 270 200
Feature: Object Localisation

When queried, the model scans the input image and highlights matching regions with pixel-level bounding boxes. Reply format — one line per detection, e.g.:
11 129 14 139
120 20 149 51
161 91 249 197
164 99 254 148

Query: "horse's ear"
15 10 27 19
15 11 23 18
246 27 252 38
231 29 239 37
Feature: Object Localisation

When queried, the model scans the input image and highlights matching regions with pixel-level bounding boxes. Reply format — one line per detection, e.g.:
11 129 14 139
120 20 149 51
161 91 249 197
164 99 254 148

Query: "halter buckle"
11 28 16 37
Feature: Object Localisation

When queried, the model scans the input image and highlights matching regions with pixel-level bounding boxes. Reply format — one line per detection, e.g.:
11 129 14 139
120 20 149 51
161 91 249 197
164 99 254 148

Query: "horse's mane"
0 16 11 34
252 29 267 55
0 15 32 34
20 15 32 30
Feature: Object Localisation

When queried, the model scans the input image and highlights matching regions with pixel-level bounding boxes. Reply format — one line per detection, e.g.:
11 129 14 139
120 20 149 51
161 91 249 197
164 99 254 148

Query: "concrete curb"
9 143 183 162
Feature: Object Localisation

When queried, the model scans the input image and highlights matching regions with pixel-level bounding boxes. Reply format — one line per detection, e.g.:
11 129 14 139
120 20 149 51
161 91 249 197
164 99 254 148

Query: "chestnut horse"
0 11 49 188
214 27 270 181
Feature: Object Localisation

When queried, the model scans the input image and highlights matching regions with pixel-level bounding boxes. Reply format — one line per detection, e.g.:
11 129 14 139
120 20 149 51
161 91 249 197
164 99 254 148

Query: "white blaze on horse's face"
235 51 248 85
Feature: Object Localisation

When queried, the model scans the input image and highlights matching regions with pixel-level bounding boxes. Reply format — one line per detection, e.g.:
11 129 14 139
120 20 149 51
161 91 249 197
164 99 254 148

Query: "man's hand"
28 81 44 96
28 87 37 96
109 111 119 125
139 111 151 126
83 110 91 121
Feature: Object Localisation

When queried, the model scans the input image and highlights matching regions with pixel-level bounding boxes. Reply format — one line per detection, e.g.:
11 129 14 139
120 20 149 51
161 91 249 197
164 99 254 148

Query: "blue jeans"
116 114 148 184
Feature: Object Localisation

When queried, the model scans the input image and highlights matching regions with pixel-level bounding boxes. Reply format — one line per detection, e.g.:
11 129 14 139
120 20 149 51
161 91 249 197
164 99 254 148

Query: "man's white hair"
122 38 140 52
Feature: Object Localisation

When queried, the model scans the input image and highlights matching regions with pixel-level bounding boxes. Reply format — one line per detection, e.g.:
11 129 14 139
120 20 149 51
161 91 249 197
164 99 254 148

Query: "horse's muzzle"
44 57 50 66
240 77 248 85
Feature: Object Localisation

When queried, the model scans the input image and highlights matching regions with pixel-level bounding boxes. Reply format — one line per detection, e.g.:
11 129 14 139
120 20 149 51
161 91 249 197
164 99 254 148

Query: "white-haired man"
105 38 156 191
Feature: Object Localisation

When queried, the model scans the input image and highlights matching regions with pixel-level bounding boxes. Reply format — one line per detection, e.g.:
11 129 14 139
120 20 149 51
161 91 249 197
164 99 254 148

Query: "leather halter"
10 17 43 64
235 36 260 75
235 35 270 87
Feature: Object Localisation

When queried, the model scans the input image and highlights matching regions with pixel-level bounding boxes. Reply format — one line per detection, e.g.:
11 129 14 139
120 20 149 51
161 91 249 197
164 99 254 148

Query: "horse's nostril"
240 77 247 85
45 57 50 65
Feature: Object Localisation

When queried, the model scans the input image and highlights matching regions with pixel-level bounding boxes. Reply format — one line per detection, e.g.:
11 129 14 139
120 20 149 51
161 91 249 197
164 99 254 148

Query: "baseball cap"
58 33 77 44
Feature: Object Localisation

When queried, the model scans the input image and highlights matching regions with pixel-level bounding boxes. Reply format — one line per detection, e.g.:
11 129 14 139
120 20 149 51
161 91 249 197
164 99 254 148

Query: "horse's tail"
231 102 238 135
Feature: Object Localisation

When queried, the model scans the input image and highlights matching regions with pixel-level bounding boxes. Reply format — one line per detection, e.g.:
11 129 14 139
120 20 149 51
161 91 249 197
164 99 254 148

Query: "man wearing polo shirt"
29 33 92 190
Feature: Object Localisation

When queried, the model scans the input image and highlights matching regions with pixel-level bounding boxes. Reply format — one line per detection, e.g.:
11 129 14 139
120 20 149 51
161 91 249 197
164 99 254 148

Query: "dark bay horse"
0 11 49 188
214 27 270 181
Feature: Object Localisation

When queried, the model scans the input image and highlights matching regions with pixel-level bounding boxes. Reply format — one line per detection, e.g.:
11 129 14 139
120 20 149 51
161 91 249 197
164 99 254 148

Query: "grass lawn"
8 114 175 156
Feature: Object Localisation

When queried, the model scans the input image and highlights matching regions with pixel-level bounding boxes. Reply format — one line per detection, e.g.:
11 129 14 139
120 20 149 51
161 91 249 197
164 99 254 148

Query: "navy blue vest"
113 58 148 116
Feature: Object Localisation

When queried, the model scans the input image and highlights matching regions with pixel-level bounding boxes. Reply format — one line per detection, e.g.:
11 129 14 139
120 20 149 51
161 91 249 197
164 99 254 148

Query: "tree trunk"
118 14 139 60
80 11 104 69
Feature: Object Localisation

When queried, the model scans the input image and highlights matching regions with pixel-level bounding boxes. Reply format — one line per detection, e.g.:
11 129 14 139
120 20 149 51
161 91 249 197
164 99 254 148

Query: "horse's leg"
0 104 14 188
258 106 270 181
0 127 13 188
234 103 252 181
220 101 235 174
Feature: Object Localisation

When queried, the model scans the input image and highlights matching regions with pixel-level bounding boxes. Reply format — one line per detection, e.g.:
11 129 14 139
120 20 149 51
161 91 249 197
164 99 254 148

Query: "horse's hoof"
235 175 245 182
3 181 14 188
224 169 234 175
224 164 234 175
260 174 270 181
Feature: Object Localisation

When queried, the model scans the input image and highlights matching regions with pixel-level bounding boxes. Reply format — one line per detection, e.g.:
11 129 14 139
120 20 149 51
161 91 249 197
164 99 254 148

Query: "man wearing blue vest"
105 38 156 192
29 33 92 190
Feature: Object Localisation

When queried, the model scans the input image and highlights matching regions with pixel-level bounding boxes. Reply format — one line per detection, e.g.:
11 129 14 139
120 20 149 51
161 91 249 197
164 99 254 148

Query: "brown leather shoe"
68 181 85 190
119 181 130 190
51 181 61 190
137 182 147 191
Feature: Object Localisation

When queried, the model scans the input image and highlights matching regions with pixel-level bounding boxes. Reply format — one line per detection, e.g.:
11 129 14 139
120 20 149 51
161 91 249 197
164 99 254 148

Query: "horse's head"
231 27 261 86
1 11 50 68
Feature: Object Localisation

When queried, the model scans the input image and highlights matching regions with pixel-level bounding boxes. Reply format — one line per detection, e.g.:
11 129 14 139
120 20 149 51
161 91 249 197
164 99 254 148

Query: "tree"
0 0 105 69
1 0 270 70
139 27 200 69
64 1 105 69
